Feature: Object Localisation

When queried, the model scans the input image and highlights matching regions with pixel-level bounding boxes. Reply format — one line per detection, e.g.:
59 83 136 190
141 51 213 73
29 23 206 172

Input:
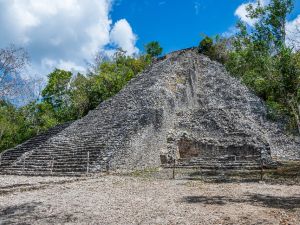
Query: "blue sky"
0 0 299 79
111 0 300 54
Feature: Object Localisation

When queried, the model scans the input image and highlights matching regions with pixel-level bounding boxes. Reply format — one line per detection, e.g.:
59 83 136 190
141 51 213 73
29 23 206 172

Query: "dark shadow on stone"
182 194 300 209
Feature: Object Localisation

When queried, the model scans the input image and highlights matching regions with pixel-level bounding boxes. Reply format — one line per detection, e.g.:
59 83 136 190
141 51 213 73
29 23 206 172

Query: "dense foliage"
198 35 229 64
199 0 300 134
0 50 153 152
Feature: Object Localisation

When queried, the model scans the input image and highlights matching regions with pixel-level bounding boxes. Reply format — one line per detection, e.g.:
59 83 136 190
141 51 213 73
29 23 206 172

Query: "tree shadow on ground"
249 194 300 209
0 202 76 225
183 194 300 209
185 170 261 183
0 202 41 225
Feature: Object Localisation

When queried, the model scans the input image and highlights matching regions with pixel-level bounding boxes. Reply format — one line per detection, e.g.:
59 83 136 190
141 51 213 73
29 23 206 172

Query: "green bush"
145 41 163 58
224 0 300 134
198 35 229 64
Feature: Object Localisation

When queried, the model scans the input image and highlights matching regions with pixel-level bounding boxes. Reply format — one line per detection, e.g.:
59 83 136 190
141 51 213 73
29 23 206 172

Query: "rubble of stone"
0 48 299 176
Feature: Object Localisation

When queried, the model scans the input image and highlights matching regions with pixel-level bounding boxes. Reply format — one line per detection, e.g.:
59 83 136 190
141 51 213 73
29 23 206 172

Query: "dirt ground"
0 174 299 225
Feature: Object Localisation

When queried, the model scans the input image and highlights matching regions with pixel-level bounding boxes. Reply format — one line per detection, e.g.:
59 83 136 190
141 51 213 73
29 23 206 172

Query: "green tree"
69 73 91 119
89 50 151 108
199 36 213 54
0 100 30 151
198 35 229 64
246 0 293 51
42 69 72 107
223 0 300 134
42 69 73 122
275 47 300 131
145 41 163 58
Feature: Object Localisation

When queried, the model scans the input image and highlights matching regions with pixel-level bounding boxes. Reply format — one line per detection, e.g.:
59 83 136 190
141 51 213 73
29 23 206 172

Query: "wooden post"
172 158 176 179
22 158 26 174
260 159 264 181
199 165 202 180
106 160 110 175
86 151 90 174
51 157 54 175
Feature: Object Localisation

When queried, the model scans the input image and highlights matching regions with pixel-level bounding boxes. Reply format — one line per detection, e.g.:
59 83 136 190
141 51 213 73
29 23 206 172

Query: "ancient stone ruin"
0 48 299 176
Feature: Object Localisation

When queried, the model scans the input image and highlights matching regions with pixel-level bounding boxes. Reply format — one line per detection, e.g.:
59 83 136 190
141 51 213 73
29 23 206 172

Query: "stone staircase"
0 107 129 176
0 122 84 175
176 158 261 171
0 144 110 176
0 134 113 176
164 155 277 171
163 155 278 181
0 123 72 173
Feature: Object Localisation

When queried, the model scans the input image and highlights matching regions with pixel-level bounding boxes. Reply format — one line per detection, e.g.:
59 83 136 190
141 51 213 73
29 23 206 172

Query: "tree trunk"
289 101 300 135
0 129 4 141
297 104 300 134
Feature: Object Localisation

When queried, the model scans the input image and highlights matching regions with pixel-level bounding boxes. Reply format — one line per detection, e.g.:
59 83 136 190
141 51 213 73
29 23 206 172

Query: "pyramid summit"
1 48 299 176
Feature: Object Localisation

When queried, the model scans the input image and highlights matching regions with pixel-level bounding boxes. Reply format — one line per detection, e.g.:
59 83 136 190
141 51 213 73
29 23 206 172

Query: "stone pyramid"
0 48 299 176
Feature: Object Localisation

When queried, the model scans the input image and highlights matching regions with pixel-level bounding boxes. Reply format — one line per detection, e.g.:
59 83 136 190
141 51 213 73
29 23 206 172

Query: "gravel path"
0 175 299 225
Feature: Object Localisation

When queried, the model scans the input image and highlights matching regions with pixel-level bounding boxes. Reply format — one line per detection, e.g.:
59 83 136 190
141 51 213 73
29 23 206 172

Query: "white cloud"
286 15 300 50
234 0 270 26
41 58 86 73
110 19 139 55
222 26 239 38
234 0 300 50
235 3 257 26
0 0 139 79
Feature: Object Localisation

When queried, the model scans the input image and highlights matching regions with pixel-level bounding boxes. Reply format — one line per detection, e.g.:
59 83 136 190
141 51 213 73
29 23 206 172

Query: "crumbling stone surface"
0 48 299 175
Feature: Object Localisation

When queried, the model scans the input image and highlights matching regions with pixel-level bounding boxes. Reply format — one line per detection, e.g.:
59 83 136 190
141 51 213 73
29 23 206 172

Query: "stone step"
177 160 261 164
52 168 88 173
28 152 101 157
25 152 101 157
177 162 260 166
165 158 263 169
7 165 95 171
11 162 90 167
169 165 261 170
0 170 88 177
21 156 100 161
11 160 91 167
10 166 88 172
7 167 51 172
0 158 19 163
180 159 260 163
185 163 261 168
